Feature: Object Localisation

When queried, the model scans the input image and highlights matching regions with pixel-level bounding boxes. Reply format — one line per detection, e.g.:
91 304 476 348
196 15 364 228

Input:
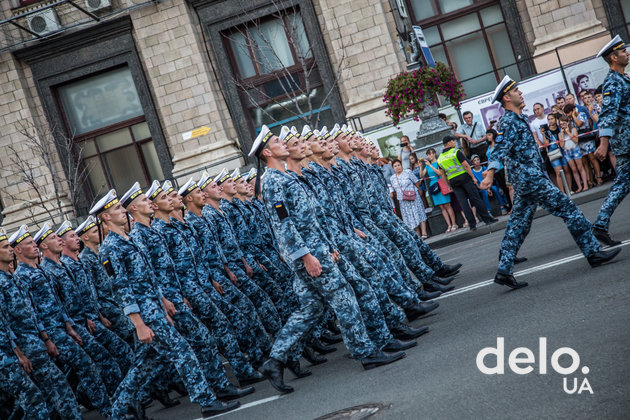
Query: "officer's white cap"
492 75 518 104
597 34 628 58
329 123 342 140
145 180 163 201
279 126 294 143
301 125 315 140
162 180 175 195
89 189 118 216
198 171 212 190
120 182 143 208
290 126 299 136
9 225 30 247
215 168 231 185
246 168 257 182
178 177 198 198
231 168 242 182
33 222 55 245
75 216 98 237
55 220 73 237
319 126 329 140
248 124 273 157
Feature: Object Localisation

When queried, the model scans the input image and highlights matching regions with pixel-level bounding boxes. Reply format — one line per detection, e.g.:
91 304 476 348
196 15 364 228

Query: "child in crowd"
540 113 572 194
558 115 589 193
470 155 508 216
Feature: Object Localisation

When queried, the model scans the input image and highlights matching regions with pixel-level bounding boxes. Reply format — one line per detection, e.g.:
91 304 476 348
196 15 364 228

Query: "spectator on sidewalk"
486 129 513 212
454 111 489 161
559 114 589 193
541 113 572 194
437 136 498 231
422 148 457 233
566 93 602 187
398 136 413 170
471 155 508 216
530 103 548 146
390 159 428 238
409 152 431 211
439 113 458 133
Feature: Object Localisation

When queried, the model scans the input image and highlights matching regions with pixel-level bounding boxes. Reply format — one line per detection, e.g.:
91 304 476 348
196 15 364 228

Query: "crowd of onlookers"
377 85 617 238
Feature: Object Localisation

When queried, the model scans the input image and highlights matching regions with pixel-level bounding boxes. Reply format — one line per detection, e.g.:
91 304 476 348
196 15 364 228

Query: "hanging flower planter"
383 62 465 126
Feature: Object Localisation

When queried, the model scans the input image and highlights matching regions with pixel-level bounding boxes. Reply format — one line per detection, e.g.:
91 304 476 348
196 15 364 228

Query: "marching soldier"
249 125 406 394
11 224 112 416
480 75 621 289
593 35 630 246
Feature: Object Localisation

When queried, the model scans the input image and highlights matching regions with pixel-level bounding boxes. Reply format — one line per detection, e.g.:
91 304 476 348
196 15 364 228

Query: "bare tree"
222 0 348 129
5 120 91 225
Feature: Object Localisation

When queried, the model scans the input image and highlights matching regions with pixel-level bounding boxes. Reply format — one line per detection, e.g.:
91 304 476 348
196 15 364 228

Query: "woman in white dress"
390 159 428 238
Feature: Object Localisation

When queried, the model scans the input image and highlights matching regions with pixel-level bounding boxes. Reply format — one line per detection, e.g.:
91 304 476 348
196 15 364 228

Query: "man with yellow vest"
437 136 498 231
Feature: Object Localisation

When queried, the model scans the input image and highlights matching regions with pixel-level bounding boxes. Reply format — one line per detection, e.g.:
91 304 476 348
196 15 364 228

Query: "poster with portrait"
563 56 610 104
366 118 420 159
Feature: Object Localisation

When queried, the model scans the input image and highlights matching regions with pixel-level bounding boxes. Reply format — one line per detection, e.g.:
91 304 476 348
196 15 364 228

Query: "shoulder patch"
274 201 289 220
603 96 611 106
103 259 115 277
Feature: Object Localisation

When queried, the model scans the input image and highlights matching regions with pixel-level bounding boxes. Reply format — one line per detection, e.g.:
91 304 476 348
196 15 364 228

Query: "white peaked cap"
178 177 198 197
120 182 143 208
162 180 174 195
214 168 230 185
198 171 212 190
491 75 518 104
145 180 163 201
9 224 30 246
597 34 627 58
75 216 97 237
55 220 73 237
279 126 293 142
89 189 118 216
33 222 54 245
248 124 273 157
230 168 242 181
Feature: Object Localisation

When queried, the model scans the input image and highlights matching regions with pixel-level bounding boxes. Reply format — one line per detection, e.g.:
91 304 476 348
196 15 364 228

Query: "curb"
425 184 611 250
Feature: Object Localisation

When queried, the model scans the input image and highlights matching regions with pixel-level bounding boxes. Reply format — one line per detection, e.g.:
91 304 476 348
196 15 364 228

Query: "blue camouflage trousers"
92 321 134 374
16 337 82 420
594 155 630 232
184 283 258 379
498 178 601 275
227 261 282 335
270 255 376 363
0 362 50 420
73 323 122 395
172 303 231 391
110 316 217 419
48 327 111 416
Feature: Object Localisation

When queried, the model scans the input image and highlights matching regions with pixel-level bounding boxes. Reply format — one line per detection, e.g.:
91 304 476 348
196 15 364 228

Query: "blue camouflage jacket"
40 256 94 323
129 222 185 305
185 211 229 279
99 231 164 319
220 199 260 262
244 199 279 253
487 109 546 194
261 168 334 269
202 205 245 264
79 247 119 312
61 255 101 320
0 313 18 367
14 262 73 332
0 269 45 338
598 69 630 156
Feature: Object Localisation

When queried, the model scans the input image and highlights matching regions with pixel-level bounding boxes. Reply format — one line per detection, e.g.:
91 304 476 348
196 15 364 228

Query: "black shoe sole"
588 248 621 267
494 278 528 289
362 352 406 370
201 401 241 418
593 232 622 247
392 326 430 340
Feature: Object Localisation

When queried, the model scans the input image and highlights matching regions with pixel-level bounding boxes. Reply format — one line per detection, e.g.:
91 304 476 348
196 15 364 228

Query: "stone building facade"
0 0 627 228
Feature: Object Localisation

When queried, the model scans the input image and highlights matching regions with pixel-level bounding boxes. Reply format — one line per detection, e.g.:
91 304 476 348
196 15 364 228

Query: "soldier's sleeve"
263 177 310 261
487 119 513 172
102 245 140 316
598 77 622 138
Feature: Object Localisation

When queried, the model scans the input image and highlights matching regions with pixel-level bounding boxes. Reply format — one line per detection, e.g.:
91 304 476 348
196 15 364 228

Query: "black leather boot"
432 275 454 285
404 301 439 321
152 389 180 408
215 384 255 401
435 263 462 277
285 359 312 378
424 281 454 293
494 273 528 289
327 319 341 334
201 401 240 417
311 338 337 354
361 350 405 370
320 331 343 344
383 338 417 351
390 324 429 340
587 248 621 267
303 346 328 365
593 227 622 247
237 370 265 387
418 288 441 301
261 358 294 394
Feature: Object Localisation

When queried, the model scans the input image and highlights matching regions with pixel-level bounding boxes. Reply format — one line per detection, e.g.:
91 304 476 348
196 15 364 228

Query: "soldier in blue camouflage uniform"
182 181 273 358
124 182 254 401
37 223 124 396
480 76 620 289
93 189 239 419
77 217 137 346
151 180 265 386
1 227 81 419
0 310 51 420
249 125 406 394
592 35 630 246
57 221 135 376
11 225 112 416
202 172 282 336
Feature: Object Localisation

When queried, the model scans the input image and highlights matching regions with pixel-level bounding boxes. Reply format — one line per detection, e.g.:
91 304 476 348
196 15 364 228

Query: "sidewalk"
424 182 612 250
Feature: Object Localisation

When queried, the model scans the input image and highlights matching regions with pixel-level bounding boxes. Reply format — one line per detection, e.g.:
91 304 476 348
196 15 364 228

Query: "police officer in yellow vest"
437 135 499 231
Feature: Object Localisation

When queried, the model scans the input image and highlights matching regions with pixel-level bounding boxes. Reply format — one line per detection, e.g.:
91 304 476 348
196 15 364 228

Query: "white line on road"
192 395 285 420
436 239 630 300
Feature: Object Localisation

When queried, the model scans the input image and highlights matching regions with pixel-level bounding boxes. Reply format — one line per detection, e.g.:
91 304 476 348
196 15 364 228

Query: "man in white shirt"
454 111 488 162
529 103 548 146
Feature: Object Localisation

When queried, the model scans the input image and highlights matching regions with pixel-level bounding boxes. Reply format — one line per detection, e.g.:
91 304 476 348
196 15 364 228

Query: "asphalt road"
87 197 630 420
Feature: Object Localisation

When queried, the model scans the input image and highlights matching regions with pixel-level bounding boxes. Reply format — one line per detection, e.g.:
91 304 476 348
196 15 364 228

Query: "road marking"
192 395 284 419
436 239 630 300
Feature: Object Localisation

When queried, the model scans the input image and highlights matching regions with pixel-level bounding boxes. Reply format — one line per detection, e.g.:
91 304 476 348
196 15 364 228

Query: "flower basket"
383 62 465 126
